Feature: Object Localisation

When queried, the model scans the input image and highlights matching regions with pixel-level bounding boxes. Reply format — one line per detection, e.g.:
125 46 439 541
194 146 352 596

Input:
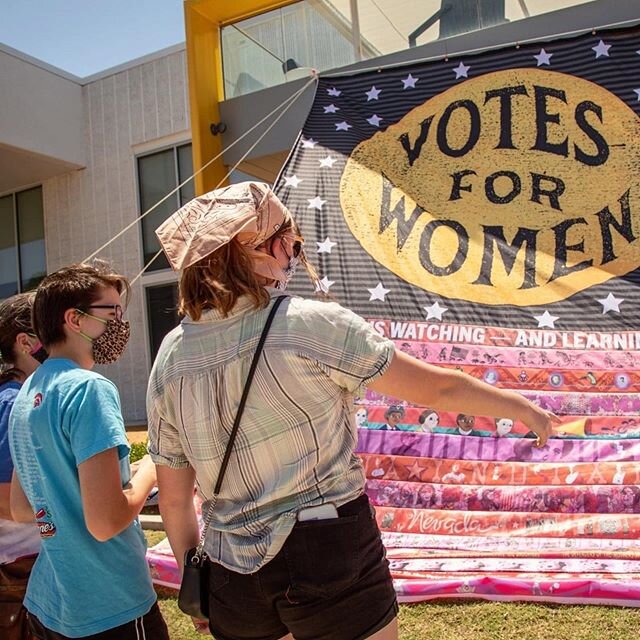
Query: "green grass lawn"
145 532 640 639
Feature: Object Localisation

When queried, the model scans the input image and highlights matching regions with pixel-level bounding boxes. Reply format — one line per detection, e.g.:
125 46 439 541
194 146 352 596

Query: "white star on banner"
327 87 341 96
368 283 390 302
283 175 302 188
316 237 337 253
316 276 335 292
424 302 448 321
453 61 470 79
323 103 339 114
402 73 418 89
365 86 381 101
634 89 640 101
307 196 326 210
534 48 553 66
533 310 559 329
335 121 352 131
592 40 611 58
367 114 383 127
301 137 317 149
319 156 337 168
597 292 624 314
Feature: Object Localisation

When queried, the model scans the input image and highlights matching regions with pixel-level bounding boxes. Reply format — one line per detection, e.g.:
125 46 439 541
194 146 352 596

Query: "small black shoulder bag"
178 295 286 620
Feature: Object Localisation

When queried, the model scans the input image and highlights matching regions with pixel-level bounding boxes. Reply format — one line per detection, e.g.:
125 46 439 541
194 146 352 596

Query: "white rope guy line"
83 74 318 264
323 16 640 78
129 73 318 285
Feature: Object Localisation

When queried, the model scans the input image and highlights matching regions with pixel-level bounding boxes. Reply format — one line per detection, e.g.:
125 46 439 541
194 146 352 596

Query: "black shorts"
206 494 398 640
27 602 169 640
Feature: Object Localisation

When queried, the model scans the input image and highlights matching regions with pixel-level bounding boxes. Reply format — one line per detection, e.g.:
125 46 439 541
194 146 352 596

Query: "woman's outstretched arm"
369 349 558 445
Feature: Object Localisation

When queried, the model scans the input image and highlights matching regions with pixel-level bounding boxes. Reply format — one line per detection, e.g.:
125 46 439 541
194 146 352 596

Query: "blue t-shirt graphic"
9 358 156 637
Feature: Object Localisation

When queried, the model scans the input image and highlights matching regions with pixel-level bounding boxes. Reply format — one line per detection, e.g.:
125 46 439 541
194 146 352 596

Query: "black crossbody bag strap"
178 294 285 620
196 294 287 553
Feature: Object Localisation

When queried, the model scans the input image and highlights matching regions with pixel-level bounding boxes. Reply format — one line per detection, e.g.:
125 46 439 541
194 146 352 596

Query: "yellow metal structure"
184 0 300 194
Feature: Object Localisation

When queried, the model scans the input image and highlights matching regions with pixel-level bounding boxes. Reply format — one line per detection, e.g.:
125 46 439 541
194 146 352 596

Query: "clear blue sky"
0 0 185 77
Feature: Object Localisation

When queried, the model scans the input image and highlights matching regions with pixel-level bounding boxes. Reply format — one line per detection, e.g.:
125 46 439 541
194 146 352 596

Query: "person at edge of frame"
0 293 46 640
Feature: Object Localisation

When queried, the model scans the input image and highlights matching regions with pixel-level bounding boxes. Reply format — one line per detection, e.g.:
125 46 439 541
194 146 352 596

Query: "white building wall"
43 46 190 423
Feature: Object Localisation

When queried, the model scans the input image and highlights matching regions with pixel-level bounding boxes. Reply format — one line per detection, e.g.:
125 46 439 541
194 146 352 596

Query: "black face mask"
29 341 49 364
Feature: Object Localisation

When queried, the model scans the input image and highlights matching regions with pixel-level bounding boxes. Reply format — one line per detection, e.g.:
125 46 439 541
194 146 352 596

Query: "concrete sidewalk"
140 513 164 531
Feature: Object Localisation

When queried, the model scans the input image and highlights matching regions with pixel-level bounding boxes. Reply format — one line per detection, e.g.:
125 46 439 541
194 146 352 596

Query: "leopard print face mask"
77 312 131 365
91 318 130 364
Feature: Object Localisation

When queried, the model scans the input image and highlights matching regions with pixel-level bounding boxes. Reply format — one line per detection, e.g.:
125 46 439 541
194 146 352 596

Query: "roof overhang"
0 44 86 193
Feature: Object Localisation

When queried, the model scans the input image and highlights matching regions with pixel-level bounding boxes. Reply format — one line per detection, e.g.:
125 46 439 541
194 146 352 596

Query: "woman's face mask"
275 233 303 291
276 255 299 290
76 310 131 365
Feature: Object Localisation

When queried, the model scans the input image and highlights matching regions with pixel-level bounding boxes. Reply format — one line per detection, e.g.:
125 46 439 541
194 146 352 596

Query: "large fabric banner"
273 25 640 606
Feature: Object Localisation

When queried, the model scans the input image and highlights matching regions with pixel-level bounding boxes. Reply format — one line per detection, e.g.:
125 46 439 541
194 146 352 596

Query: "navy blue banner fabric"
276 26 640 332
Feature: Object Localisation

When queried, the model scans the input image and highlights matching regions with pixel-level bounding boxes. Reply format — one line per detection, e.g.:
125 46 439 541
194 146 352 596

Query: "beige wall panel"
141 62 160 144
155 57 174 138
168 50 189 133
128 66 146 147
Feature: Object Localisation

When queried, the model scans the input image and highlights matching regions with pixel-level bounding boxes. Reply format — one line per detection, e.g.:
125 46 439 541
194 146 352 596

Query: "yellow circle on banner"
340 69 640 306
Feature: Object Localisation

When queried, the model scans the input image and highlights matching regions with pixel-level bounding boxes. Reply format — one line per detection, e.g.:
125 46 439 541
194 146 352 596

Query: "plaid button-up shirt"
147 290 394 573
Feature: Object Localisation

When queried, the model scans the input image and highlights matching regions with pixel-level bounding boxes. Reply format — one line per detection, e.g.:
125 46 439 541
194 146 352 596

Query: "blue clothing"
1 380 41 564
9 358 155 638
0 381 20 483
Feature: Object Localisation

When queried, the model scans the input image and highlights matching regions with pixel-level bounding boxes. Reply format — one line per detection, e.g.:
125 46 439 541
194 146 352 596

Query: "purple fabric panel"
356 429 640 462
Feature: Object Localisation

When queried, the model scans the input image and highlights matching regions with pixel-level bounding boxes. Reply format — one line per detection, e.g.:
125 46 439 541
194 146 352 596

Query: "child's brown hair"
33 261 130 347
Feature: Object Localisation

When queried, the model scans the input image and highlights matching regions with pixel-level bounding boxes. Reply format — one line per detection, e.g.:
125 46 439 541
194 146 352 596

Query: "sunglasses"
283 233 305 258
81 304 124 322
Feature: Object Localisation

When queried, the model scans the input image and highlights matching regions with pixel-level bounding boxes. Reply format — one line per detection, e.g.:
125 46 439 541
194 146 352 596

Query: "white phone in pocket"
297 503 339 522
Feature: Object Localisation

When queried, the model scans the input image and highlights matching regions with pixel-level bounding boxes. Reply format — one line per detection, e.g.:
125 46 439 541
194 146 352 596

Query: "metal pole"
350 0 362 61
518 0 531 18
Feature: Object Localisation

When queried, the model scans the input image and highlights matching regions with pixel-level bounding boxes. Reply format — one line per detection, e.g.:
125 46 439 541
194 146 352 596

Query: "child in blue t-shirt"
9 263 168 640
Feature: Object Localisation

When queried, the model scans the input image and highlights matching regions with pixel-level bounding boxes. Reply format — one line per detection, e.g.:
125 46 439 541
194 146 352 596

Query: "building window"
0 186 46 299
145 283 181 360
137 143 194 272
221 1 366 98
221 0 598 98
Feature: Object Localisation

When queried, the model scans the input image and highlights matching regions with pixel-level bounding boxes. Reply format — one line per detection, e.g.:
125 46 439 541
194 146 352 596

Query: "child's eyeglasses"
83 304 124 321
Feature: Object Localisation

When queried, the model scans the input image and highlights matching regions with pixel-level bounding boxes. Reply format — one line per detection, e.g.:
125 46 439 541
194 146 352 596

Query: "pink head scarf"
155 181 294 283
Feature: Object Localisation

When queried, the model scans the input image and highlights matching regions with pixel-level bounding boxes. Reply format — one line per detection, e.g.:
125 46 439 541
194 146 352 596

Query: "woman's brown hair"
0 293 35 385
179 221 319 320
